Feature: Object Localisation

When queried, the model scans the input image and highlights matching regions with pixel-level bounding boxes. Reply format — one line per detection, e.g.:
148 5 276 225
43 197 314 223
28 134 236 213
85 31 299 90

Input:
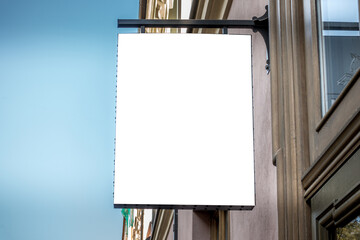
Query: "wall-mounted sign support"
173 209 178 240
115 8 268 239
117 5 269 72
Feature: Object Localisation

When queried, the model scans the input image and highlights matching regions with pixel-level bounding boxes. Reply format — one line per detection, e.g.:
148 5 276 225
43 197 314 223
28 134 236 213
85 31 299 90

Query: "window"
336 215 360 240
310 148 360 240
317 0 360 114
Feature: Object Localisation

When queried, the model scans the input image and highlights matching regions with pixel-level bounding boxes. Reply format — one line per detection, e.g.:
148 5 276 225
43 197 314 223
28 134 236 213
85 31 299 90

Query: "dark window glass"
317 0 360 114
336 215 360 240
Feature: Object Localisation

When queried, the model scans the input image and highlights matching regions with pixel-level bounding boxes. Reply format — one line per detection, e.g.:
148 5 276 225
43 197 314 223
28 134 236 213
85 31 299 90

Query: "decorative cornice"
316 182 360 229
302 113 360 201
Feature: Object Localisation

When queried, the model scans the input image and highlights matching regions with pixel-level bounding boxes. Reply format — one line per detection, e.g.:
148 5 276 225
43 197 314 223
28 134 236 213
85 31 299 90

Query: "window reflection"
317 0 360 114
336 215 360 240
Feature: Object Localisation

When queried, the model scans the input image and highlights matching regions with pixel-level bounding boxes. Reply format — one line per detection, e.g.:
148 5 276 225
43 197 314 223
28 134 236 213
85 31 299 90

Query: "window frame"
315 0 360 116
302 0 360 196
310 148 360 240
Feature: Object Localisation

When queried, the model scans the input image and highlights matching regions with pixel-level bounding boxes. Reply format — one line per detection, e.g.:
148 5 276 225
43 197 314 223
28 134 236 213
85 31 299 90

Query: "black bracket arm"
252 5 270 73
117 5 269 73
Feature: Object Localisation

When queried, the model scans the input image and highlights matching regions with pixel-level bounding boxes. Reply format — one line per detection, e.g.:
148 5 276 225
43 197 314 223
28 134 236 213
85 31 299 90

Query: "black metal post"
173 209 178 240
223 27 228 34
117 19 256 29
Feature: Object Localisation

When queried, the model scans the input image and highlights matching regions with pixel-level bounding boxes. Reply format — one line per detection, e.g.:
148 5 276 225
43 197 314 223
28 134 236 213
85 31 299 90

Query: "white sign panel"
114 33 254 209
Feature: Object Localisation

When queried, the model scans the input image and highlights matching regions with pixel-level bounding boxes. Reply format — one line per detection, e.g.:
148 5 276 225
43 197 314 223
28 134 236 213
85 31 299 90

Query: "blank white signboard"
114 33 254 209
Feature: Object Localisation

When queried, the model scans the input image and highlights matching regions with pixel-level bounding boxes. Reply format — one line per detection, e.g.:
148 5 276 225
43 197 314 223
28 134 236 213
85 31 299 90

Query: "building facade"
130 0 278 239
270 0 360 239
120 0 360 239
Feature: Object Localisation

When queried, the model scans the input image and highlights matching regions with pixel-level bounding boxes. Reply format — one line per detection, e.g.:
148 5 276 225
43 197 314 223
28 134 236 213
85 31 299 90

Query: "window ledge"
316 68 360 132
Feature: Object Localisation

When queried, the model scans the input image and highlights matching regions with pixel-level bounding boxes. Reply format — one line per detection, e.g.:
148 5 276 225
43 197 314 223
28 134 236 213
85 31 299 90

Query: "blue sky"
0 0 138 239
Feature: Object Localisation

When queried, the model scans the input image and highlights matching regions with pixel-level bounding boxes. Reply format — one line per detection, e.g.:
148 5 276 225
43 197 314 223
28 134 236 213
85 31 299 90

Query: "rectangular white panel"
114 33 254 209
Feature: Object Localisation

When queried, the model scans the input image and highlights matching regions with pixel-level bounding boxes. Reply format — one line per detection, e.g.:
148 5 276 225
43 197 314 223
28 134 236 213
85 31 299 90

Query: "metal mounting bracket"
252 5 270 73
117 5 270 72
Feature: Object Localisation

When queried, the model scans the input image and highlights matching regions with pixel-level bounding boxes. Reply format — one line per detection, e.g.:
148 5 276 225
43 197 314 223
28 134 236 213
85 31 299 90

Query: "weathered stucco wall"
178 210 192 240
166 0 278 239
227 0 278 239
